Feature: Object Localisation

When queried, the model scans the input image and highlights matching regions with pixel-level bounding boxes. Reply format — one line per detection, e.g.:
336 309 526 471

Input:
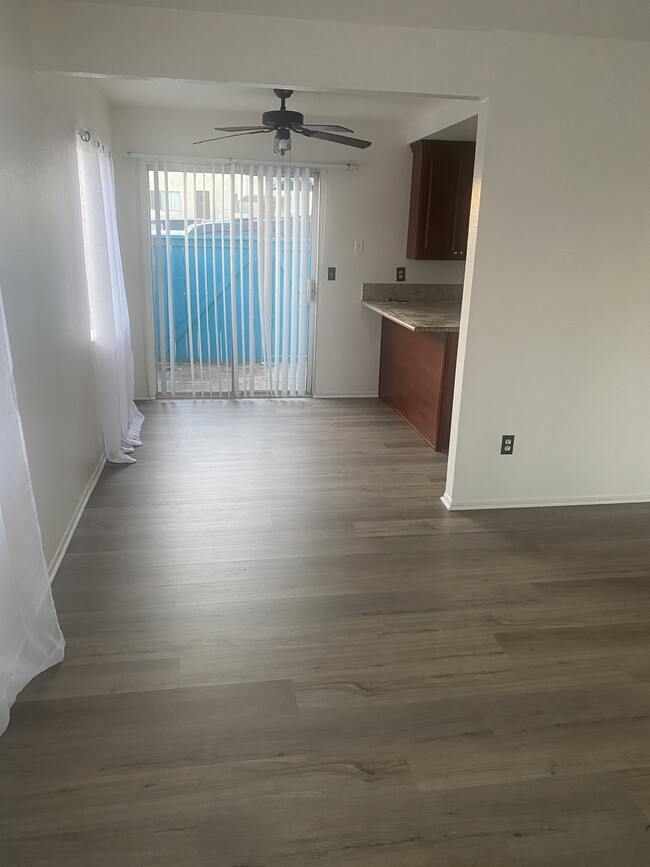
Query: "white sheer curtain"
77 132 143 462
0 287 65 735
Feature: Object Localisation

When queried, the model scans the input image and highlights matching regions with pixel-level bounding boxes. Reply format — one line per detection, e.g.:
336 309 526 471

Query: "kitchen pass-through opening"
147 161 319 398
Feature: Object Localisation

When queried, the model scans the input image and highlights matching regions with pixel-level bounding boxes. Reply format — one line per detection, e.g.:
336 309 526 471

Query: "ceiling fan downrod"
274 88 294 111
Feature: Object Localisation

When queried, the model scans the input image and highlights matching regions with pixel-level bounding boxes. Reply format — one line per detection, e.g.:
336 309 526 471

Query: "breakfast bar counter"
362 283 462 452
361 298 461 332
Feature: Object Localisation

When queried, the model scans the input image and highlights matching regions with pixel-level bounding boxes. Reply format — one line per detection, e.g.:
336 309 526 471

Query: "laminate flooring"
2 399 650 866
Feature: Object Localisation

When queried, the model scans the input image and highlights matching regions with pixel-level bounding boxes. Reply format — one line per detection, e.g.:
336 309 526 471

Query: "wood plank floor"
2 398 650 866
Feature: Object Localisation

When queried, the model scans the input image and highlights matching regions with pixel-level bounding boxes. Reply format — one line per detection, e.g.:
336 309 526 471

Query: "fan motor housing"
262 110 304 128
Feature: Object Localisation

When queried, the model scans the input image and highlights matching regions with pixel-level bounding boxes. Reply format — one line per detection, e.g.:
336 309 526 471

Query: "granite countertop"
361 299 461 332
361 283 462 333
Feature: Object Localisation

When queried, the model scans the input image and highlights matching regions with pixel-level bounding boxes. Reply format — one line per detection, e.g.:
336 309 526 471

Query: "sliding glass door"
147 161 319 398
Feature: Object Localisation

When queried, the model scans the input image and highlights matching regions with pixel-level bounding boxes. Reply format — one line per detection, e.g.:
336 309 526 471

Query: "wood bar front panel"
378 318 458 451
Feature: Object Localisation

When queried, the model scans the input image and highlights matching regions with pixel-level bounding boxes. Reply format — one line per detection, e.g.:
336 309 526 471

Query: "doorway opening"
147 161 319 398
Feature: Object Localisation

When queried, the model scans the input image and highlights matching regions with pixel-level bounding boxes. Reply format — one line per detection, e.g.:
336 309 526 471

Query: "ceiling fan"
194 89 372 153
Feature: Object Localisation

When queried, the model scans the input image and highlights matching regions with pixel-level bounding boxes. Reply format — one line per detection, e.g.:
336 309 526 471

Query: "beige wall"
29 1 492 98
0 1 109 564
446 31 650 507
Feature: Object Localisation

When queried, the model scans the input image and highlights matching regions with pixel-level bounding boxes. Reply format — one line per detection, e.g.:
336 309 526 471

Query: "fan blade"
297 129 371 149
213 126 268 132
299 124 354 133
193 129 272 145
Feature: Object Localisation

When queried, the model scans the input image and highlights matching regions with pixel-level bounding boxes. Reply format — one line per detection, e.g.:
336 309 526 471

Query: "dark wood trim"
406 143 425 259
437 330 459 450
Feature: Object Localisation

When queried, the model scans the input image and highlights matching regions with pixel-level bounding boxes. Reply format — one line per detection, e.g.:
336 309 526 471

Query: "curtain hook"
79 130 91 143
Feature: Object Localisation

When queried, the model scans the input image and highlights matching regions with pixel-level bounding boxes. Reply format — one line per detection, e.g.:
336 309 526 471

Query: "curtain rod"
122 152 359 171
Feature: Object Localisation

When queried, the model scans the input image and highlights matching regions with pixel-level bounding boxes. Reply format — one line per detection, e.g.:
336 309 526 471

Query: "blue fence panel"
151 233 307 365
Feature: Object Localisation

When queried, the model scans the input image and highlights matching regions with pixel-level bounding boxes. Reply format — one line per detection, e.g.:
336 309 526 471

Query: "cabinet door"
406 140 475 260
450 143 475 260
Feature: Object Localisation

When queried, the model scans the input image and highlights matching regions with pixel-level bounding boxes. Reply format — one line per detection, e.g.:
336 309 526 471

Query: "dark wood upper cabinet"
406 140 476 261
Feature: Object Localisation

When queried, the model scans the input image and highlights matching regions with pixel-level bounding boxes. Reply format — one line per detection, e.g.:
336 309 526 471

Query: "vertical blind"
148 161 318 398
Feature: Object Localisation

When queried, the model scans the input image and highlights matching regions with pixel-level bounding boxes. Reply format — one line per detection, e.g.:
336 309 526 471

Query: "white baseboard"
48 452 107 583
441 491 650 511
313 393 379 399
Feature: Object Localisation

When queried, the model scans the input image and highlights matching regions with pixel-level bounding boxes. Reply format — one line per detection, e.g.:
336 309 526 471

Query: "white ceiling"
55 0 650 41
92 79 448 122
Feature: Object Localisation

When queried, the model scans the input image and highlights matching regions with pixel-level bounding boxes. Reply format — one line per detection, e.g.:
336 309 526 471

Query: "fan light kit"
194 89 372 153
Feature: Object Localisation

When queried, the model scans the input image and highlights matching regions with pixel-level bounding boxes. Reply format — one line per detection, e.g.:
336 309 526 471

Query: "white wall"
29 1 492 98
0 0 109 564
111 106 462 399
29 1 650 509
40 0 650 42
446 32 650 507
